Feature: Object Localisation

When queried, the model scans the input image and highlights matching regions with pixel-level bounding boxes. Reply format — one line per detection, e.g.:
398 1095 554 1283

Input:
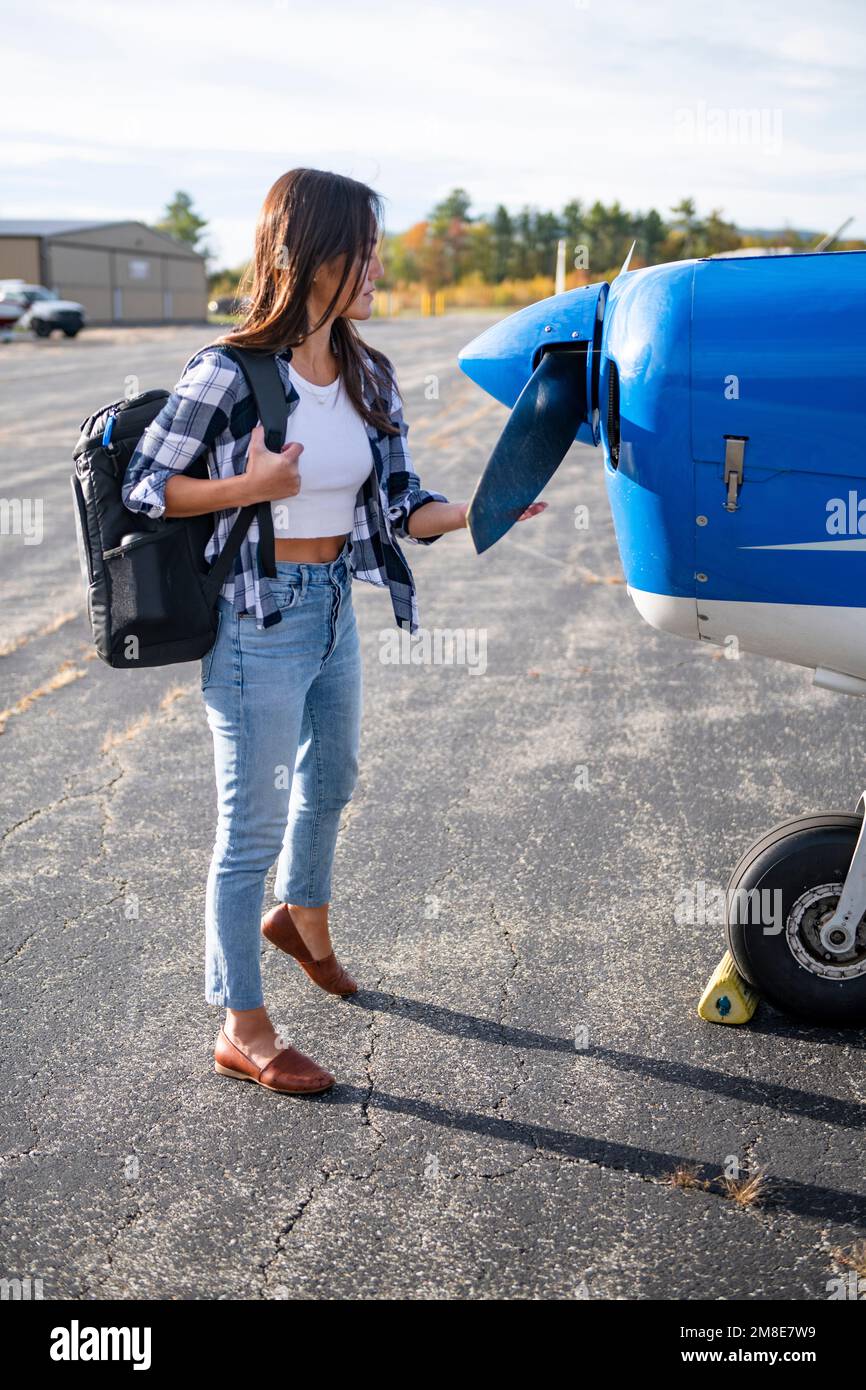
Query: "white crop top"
270 362 373 538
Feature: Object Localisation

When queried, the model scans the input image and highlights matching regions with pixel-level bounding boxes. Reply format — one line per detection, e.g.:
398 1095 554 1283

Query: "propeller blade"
466 348 588 554
617 240 636 277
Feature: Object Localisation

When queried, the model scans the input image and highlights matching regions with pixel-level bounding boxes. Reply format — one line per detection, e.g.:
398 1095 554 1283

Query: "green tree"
207 263 248 296
634 208 667 263
697 207 741 257
583 200 633 275
561 199 586 269
670 197 699 258
534 210 565 276
561 199 584 242
491 203 514 282
466 220 495 280
429 188 473 227
513 206 535 278
155 191 211 260
425 187 474 286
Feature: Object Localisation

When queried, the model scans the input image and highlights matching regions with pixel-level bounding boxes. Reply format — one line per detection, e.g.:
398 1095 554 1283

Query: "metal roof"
0 219 112 237
0 219 205 258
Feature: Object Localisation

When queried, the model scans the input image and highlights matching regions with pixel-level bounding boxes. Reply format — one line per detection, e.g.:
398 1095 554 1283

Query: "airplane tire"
725 813 866 1025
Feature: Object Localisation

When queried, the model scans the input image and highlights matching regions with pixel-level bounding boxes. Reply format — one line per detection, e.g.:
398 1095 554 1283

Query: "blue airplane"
458 248 866 1026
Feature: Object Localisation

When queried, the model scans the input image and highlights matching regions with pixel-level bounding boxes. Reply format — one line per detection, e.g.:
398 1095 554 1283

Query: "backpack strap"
201 345 287 601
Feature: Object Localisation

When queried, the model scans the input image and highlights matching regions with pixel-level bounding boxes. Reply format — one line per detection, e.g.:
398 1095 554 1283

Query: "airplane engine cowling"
461 250 866 688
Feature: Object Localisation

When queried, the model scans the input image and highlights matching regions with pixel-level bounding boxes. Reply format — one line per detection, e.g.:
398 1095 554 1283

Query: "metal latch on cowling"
723 436 747 511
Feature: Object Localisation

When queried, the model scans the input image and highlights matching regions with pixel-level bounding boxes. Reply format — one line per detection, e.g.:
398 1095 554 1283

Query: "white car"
0 291 26 334
0 281 86 338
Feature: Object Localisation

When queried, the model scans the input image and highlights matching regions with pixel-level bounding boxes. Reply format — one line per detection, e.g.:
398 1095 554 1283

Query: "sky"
1 0 864 268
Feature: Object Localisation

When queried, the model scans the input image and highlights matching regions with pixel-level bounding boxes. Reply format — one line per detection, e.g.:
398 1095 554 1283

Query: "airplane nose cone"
457 281 608 414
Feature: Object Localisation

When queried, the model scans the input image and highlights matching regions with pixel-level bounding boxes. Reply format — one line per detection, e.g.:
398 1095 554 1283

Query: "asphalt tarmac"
1 319 864 1300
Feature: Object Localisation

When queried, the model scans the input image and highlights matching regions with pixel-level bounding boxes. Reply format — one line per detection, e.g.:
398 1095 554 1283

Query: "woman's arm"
382 372 546 543
406 498 547 538
122 351 240 518
164 427 302 517
122 352 301 520
162 471 252 517
406 500 467 537
380 375 450 544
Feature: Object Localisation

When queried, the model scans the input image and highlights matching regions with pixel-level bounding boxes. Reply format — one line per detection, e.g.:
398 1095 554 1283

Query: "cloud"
3 0 863 263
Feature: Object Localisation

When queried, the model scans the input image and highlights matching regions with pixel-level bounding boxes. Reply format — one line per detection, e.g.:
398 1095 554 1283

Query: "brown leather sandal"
261 903 358 997
214 1028 334 1094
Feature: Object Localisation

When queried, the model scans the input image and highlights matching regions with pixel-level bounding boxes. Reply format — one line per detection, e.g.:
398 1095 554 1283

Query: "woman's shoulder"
180 340 245 378
174 342 252 406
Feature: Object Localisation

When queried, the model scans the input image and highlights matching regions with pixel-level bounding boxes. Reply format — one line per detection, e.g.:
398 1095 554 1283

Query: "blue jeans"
200 539 362 1009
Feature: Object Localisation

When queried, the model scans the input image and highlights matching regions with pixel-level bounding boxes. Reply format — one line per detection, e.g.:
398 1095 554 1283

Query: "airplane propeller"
465 346 588 555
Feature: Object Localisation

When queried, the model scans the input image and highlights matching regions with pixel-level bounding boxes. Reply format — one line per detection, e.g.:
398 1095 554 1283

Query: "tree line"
153 189 863 298
385 188 843 288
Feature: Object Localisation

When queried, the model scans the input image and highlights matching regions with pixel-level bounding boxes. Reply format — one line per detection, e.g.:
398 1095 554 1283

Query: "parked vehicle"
0 281 86 337
0 290 27 337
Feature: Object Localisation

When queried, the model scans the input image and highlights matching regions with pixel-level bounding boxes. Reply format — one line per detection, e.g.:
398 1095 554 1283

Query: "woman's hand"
240 424 303 505
514 501 548 523
455 500 548 527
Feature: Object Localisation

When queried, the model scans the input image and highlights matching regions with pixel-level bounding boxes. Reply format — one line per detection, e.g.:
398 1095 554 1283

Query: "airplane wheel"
725 813 866 1026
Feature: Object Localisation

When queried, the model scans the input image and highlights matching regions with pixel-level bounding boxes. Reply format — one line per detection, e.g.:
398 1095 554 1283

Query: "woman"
122 168 546 1097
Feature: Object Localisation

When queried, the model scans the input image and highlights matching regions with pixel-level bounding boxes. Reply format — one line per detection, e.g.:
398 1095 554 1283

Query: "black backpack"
71 346 285 669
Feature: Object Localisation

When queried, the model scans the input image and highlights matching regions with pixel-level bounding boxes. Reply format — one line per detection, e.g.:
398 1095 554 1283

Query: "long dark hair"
220 168 398 436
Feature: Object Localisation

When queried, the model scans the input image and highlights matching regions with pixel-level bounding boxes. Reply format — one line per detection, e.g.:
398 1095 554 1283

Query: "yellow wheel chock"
697 950 760 1025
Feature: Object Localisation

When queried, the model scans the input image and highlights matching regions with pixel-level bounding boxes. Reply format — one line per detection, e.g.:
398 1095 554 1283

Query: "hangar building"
0 219 208 324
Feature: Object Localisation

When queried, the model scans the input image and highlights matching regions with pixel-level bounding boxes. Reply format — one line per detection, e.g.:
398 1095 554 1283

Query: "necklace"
290 363 341 408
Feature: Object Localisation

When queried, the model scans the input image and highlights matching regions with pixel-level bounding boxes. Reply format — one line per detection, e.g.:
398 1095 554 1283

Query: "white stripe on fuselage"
740 539 866 551
627 586 866 686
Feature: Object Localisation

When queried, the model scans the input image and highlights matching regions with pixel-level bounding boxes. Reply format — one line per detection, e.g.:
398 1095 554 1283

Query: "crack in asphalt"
1 771 122 847
88 1200 147 1299
257 1184 322 1291
491 899 526 1117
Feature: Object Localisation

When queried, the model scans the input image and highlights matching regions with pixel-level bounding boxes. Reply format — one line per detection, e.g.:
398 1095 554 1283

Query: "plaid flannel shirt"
121 343 449 633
